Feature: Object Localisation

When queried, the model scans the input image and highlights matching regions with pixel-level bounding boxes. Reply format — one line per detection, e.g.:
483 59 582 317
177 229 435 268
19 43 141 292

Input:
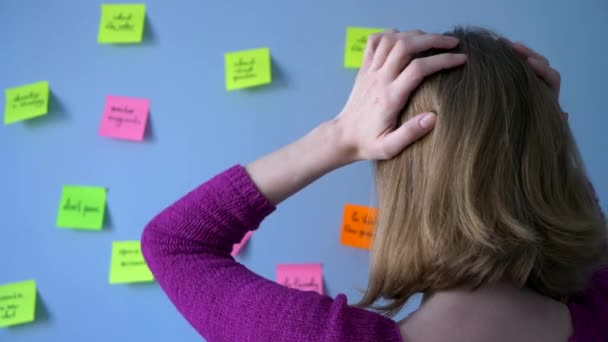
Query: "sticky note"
4 81 49 125
98 4 146 43
0 280 36 328
56 186 106 230
276 264 323 295
340 204 377 250
231 231 253 257
225 48 272 90
109 241 154 284
344 27 385 68
99 95 149 141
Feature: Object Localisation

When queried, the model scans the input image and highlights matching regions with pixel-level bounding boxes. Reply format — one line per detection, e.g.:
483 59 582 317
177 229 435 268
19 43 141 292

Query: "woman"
142 27 607 341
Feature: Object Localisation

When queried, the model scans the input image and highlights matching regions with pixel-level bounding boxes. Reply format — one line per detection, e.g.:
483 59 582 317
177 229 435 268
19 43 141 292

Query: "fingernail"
419 113 436 129
456 54 468 62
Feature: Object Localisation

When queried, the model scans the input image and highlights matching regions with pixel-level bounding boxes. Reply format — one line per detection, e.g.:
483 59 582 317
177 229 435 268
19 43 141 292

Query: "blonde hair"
360 27 607 316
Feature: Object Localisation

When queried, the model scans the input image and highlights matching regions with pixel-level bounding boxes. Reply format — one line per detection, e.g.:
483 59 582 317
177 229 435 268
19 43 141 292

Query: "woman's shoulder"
567 266 608 341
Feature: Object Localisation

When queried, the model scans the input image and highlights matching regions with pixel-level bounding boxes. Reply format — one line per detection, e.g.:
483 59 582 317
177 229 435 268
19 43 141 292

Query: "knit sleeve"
567 267 608 342
141 165 402 342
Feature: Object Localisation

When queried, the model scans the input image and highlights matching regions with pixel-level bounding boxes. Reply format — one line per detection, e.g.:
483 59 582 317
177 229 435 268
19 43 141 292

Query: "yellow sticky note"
4 81 49 125
344 27 385 68
0 280 36 328
109 241 154 284
225 48 272 90
56 185 107 230
98 4 146 43
340 204 377 250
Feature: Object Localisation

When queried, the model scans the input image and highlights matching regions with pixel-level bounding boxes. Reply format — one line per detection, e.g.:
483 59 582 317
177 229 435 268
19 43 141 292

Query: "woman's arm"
142 30 467 341
248 31 466 205
245 111 435 206
142 165 406 341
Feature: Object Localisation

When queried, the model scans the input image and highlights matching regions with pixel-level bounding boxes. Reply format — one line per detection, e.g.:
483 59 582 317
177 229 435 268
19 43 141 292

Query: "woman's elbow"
140 217 163 268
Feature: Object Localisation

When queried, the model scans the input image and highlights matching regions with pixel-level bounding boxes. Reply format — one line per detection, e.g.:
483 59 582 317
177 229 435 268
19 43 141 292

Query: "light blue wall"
1 0 606 341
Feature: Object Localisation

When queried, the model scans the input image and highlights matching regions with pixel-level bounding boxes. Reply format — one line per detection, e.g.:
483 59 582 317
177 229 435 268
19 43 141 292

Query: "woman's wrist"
245 116 356 206
311 117 359 172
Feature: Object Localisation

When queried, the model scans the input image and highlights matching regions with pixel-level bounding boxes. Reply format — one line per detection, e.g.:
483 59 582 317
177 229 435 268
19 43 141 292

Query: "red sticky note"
231 231 253 257
99 95 149 141
339 204 377 250
276 263 323 295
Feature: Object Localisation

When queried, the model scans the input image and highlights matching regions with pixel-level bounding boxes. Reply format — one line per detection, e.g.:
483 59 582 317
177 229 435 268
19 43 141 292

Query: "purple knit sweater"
141 165 608 341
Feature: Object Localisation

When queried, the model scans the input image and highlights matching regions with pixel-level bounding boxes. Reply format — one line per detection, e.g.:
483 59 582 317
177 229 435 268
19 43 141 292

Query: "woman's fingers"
511 42 549 65
368 29 399 70
383 34 460 76
367 30 443 72
376 113 437 159
370 35 394 70
393 53 467 98
510 41 561 99
361 33 383 69
526 57 561 94
362 29 401 70
344 29 466 161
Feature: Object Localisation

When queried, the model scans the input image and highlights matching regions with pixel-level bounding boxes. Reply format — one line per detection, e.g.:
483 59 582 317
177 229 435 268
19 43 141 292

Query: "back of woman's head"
361 27 607 316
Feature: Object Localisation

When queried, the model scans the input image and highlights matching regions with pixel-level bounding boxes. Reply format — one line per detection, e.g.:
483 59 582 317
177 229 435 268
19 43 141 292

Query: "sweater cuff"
223 165 276 231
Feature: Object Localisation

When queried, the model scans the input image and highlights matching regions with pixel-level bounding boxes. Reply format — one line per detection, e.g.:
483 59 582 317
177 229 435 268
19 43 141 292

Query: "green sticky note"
4 81 49 125
344 27 385 68
109 241 154 284
225 48 272 91
56 185 107 230
98 4 146 43
0 280 36 328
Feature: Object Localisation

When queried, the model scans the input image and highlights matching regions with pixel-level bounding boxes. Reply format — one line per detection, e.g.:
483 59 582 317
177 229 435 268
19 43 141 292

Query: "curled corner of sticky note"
225 47 272 91
339 203 377 250
4 80 50 125
97 4 147 44
276 263 324 295
108 240 154 284
0 279 37 327
231 230 253 257
344 27 385 69
98 95 150 142
56 185 107 230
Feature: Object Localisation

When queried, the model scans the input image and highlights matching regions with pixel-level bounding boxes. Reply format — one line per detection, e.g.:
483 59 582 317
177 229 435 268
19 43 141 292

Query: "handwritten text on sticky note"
0 280 36 328
276 264 323 295
344 27 385 68
340 204 377 250
99 95 149 141
4 81 49 125
225 48 272 90
109 241 154 284
56 186 106 230
98 4 146 43
231 231 253 257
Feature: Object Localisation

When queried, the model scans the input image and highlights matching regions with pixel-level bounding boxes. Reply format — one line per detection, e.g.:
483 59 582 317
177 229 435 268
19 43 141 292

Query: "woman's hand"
510 41 566 119
246 30 467 205
334 30 467 161
511 42 561 100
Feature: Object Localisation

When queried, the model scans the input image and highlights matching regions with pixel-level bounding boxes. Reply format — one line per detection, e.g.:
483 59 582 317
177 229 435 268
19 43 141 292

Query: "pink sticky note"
276 263 323 295
231 231 253 257
99 95 149 141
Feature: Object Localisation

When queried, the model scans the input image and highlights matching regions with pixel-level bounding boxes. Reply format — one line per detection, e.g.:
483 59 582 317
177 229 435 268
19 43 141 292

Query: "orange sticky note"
340 204 377 250
231 231 253 257
276 264 323 295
